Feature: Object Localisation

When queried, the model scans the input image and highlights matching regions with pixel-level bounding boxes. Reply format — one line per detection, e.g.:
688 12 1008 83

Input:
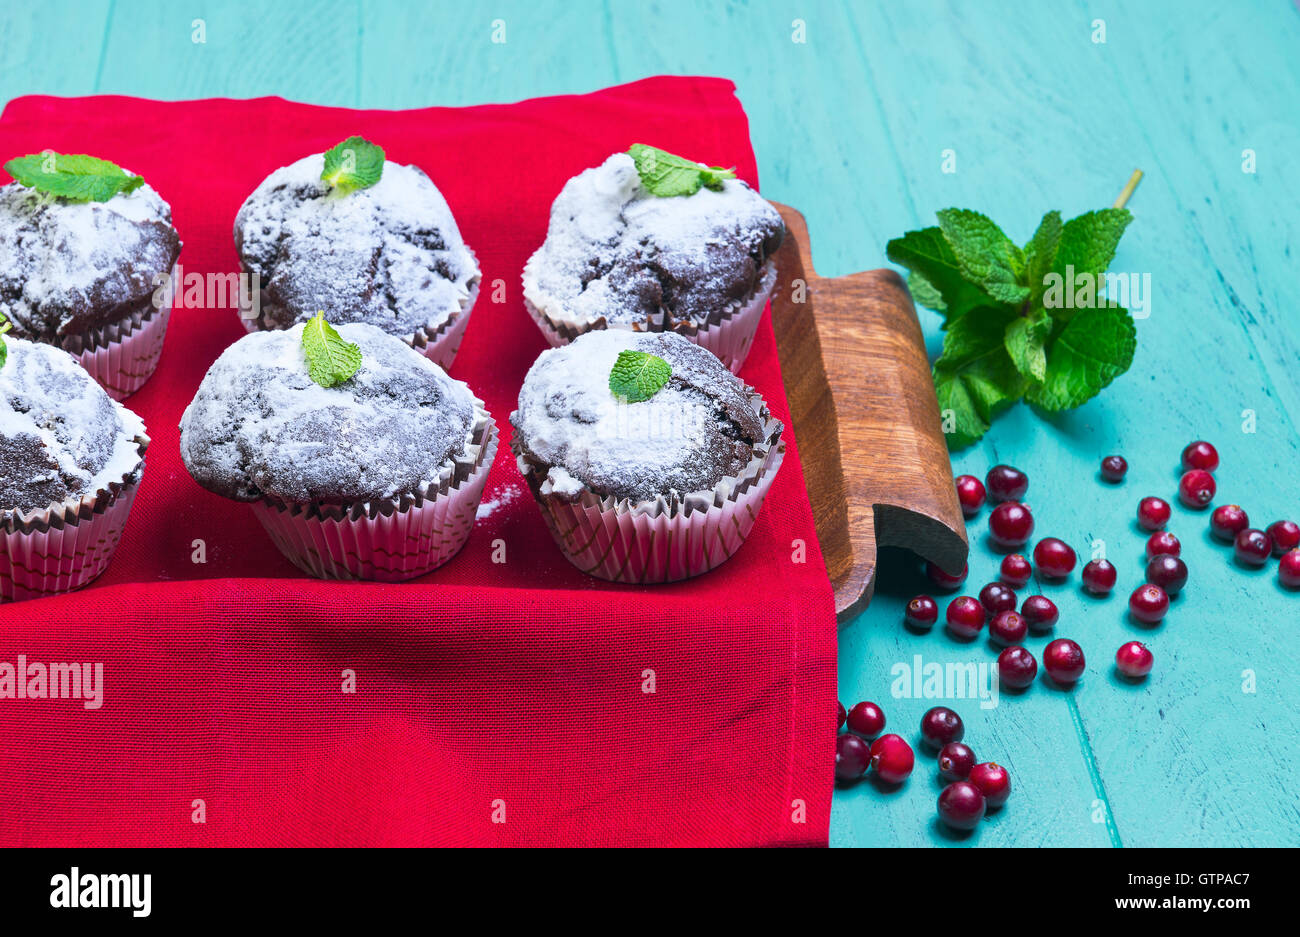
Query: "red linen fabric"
0 78 837 846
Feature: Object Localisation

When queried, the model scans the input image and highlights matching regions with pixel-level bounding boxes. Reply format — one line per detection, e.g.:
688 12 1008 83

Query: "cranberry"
904 595 939 630
869 734 915 784
846 701 886 740
1280 549 1300 589
1210 504 1250 541
1178 469 1216 509
926 559 968 591
1043 638 1086 685
1115 641 1154 678
1234 529 1273 566
1181 440 1220 473
920 706 964 750
945 596 985 639
1137 496 1172 531
937 781 986 830
955 474 986 517
979 581 1018 617
989 610 1028 646
838 701 846 731
1081 558 1117 595
985 464 1029 503
999 553 1032 588
1020 594 1059 632
1266 520 1300 556
989 501 1035 548
1128 583 1170 623
836 733 871 782
1145 554 1188 596
1100 455 1128 482
1033 537 1077 578
937 742 976 781
997 645 1038 689
1145 531 1181 559
968 761 1011 808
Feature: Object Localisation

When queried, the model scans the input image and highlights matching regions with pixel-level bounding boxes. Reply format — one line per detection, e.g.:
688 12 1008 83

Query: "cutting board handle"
768 203 968 623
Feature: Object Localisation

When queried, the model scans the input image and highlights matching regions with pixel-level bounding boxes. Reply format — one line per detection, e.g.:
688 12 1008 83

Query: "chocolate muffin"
522 152 785 372
233 153 481 369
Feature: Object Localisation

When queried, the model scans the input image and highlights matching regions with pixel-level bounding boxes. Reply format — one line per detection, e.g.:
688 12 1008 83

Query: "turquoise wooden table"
3 0 1297 847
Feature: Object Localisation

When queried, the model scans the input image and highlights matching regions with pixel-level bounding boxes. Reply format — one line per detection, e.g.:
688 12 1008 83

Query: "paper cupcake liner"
513 391 785 584
249 403 497 581
0 435 149 603
522 258 776 374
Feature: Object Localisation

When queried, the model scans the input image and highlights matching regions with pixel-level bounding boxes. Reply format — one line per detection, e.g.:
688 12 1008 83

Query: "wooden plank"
0 1 111 107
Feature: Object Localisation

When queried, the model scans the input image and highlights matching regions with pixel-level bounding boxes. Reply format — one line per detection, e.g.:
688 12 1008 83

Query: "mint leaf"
1023 210 1062 304
627 144 735 197
1052 208 1132 282
4 152 144 202
907 271 946 312
0 312 11 370
321 136 385 192
1027 306 1136 411
936 209 1030 306
932 307 1026 448
609 349 672 402
888 227 1003 325
302 312 362 387
1004 308 1053 383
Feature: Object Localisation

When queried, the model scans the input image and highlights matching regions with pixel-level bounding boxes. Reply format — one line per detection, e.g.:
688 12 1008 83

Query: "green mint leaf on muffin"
628 144 736 197
3 151 144 202
0 312 10 369
321 136 385 192
302 312 362 387
609 350 672 403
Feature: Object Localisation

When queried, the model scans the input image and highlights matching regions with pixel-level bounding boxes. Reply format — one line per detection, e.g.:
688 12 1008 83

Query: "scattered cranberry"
989 501 1035 548
1137 496 1172 531
1178 469 1216 509
1279 549 1300 589
1042 639 1086 685
955 474 986 517
1115 641 1154 678
904 595 939 630
1145 554 1188 596
945 596 985 639
869 734 915 784
1266 520 1300 556
838 701 846 731
1145 531 1181 559
1181 440 1220 473
968 762 1011 808
1234 529 1273 567
1020 595 1059 632
1033 537 1077 578
920 707 964 750
985 464 1029 503
836 733 872 782
937 781 986 830
999 553 1032 588
1128 583 1170 623
1100 455 1128 482
1081 558 1117 595
979 582 1018 617
937 742 976 782
846 701 886 740
1210 504 1250 541
926 559 968 591
989 610 1028 646
997 646 1038 689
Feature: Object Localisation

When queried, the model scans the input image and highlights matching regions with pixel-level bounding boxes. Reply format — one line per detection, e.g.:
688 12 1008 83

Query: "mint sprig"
4 152 144 202
0 312 11 370
609 350 672 403
321 136 385 193
627 144 735 197
302 312 362 388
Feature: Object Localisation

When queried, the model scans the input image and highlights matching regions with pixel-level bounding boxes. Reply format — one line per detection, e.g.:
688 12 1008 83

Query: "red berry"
1280 550 1300 589
1137 496 1172 531
1032 537 1077 578
1100 455 1128 482
955 474 986 517
1145 531 1181 559
869 734 915 784
945 596 985 639
968 761 1011 808
1210 504 1250 541
989 501 1035 547
989 610 1028 646
1081 558 1117 595
1128 583 1170 623
1145 554 1188 595
836 733 872 782
985 464 1029 503
999 553 1032 588
904 595 939 630
846 701 886 740
937 742 976 781
1178 469 1216 509
978 581 1018 617
926 559 968 591
1234 529 1273 566
1043 638 1086 685
838 701 846 730
920 706 964 750
937 781 986 830
1020 594 1059 632
1181 440 1220 473
1266 521 1300 556
1115 641 1154 678
997 645 1038 688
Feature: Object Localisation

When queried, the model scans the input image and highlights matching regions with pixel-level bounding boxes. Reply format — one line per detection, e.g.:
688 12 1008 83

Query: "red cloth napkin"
0 78 837 846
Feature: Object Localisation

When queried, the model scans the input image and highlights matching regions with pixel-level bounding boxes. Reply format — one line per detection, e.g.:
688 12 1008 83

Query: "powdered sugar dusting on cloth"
0 337 146 513
510 330 768 503
475 481 523 520
524 152 783 327
234 155 479 338
179 323 477 504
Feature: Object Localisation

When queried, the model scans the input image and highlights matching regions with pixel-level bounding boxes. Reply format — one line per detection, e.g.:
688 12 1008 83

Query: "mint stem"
1113 169 1143 210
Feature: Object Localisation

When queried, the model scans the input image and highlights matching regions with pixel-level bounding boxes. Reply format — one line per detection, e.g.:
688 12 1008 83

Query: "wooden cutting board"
768 203 968 623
